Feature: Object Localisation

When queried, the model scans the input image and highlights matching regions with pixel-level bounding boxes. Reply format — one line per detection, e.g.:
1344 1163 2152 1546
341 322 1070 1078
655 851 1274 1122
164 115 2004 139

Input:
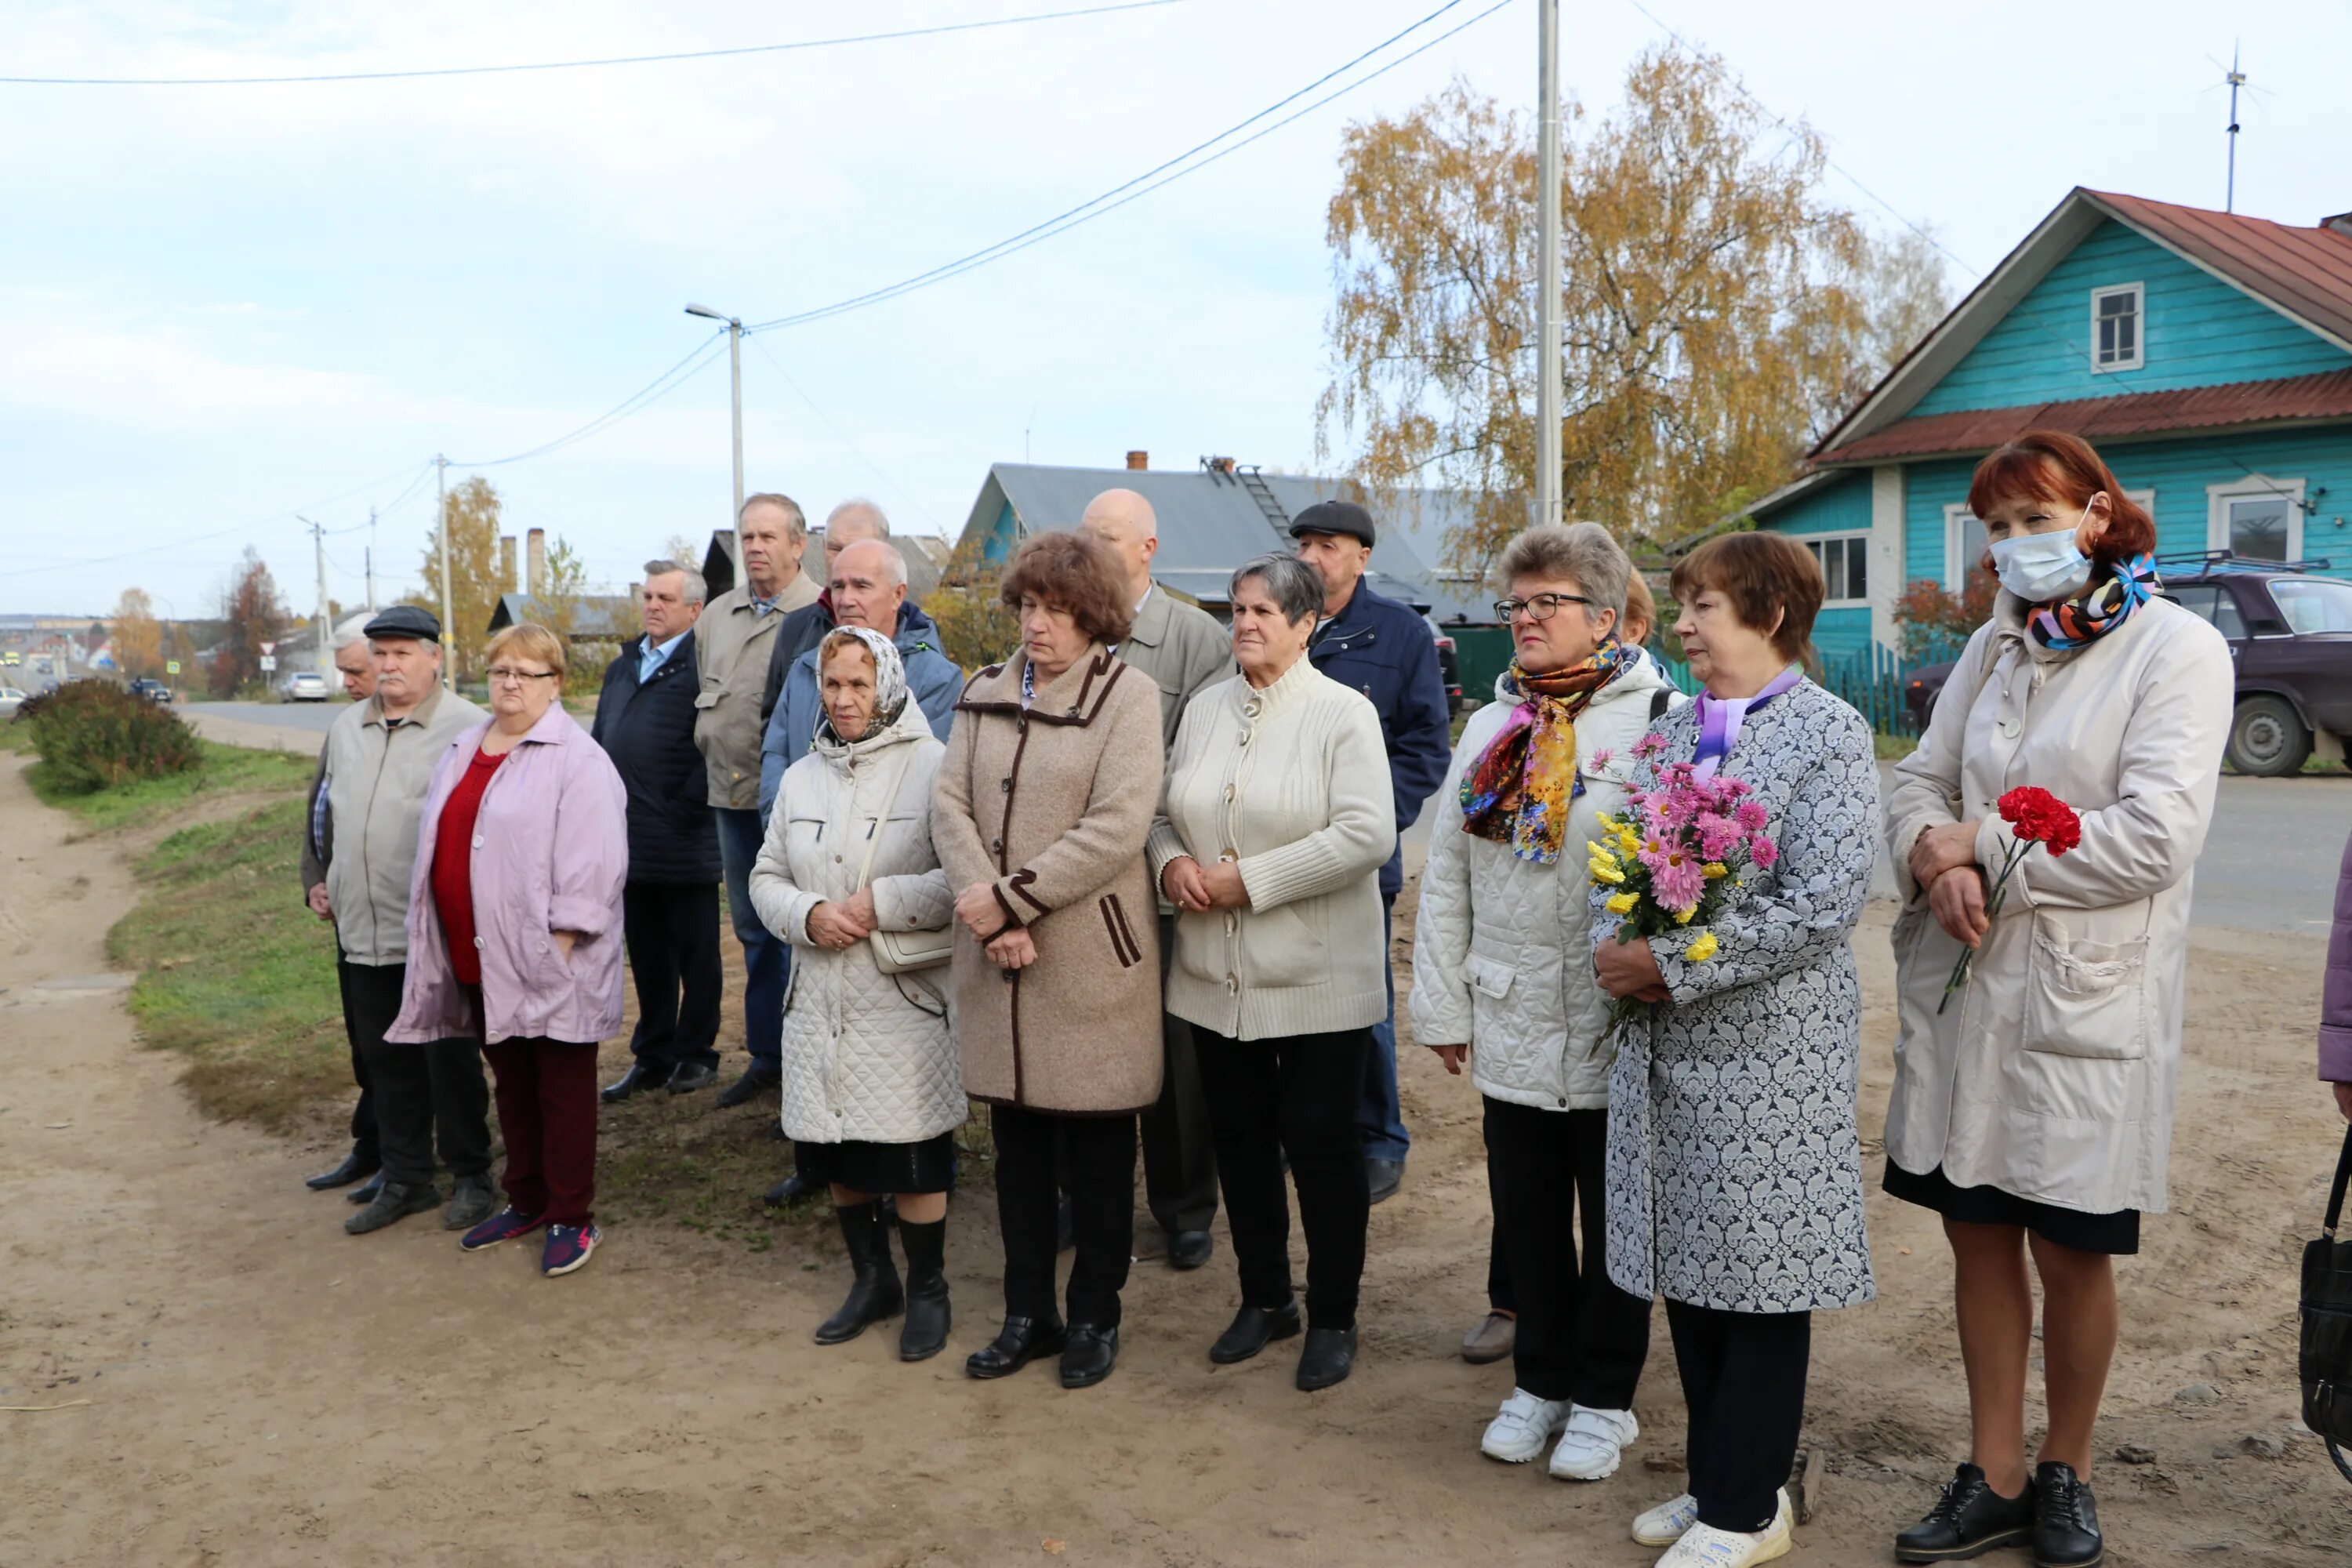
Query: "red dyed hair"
1966 430 2157 564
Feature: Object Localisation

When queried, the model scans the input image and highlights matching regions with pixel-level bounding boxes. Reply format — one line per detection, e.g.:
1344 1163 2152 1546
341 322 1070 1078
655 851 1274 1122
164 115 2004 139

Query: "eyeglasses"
1494 592 1592 623
486 667 558 687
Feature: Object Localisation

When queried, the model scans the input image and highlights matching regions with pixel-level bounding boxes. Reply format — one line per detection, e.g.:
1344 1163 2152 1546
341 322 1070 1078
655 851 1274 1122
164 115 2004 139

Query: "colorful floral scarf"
2027 552 2160 651
1458 638 1631 863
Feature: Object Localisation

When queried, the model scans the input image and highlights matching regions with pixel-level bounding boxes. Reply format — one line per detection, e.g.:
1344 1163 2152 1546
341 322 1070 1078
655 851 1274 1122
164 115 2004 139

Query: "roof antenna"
2224 42 2245 213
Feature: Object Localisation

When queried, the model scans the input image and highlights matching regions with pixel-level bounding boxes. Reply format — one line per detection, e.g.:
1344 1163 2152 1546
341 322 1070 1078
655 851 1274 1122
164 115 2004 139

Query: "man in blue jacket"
591 559 724 1102
1292 500 1452 1205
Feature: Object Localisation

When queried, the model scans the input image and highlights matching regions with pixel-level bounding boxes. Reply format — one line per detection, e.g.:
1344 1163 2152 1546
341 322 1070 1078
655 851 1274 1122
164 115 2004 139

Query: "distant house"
1748 187 2352 659
952 456 1492 622
485 593 643 641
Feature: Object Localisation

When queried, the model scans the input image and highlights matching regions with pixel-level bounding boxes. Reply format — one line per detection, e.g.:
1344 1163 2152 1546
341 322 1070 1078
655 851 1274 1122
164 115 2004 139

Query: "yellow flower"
1673 903 1697 925
1605 891 1639 915
1686 931 1720 962
1702 862 1729 879
1616 829 1642 855
1586 840 1620 866
1595 811 1620 833
1588 859 1626 885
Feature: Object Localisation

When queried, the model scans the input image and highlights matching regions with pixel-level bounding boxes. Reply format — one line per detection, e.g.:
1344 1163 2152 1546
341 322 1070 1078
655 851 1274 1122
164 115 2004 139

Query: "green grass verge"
1874 731 1920 761
25 738 314 830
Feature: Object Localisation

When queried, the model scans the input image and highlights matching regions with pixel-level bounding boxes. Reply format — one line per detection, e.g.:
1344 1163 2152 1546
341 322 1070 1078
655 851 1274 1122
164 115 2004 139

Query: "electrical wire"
448 331 727 468
746 336 941 528
2 2 1184 87
742 0 1507 334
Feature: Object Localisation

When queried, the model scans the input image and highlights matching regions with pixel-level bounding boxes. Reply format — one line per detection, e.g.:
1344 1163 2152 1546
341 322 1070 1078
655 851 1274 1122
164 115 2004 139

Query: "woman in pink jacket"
2326 828 2352 1122
390 623 630 1277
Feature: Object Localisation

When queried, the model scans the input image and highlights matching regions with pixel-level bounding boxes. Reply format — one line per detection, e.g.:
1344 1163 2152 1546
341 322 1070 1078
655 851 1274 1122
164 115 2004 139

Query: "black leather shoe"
665 1062 717 1094
1365 1158 1403 1206
306 1144 379 1191
965 1315 1067 1379
1210 1301 1301 1364
764 1169 820 1207
2031 1463 2103 1568
1294 1325 1358 1391
1168 1229 1214 1270
346 1167 386 1206
600 1062 667 1103
814 1202 903 1345
1895 1462 2036 1563
1058 1323 1120 1388
345 1180 441 1236
443 1173 498 1231
715 1065 780 1109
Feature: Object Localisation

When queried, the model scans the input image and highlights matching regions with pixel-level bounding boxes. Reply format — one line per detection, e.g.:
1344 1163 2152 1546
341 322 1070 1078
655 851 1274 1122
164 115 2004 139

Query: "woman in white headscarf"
750 626 959 1363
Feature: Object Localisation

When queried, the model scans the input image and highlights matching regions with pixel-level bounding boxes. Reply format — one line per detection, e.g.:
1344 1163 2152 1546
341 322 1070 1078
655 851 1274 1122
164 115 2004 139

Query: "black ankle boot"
814 1202 903 1345
897 1217 951 1363
2031 1462 2102 1568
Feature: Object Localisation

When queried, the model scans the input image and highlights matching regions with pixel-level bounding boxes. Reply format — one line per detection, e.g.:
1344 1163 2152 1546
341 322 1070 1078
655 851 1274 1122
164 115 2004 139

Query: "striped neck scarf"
2027 552 2160 651
1458 638 1630 863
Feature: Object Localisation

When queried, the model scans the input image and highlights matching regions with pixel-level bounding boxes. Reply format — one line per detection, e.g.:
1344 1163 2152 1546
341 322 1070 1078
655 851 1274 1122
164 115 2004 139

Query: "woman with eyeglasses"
388 623 630 1278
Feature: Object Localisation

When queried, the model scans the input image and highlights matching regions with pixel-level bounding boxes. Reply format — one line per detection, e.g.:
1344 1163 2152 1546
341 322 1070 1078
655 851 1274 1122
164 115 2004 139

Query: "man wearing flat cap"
1290 499 1451 1207
317 606 495 1236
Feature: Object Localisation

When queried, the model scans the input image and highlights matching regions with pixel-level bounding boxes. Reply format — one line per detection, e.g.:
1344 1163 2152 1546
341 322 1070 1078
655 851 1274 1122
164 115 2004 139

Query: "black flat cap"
363 605 441 641
1288 499 1375 546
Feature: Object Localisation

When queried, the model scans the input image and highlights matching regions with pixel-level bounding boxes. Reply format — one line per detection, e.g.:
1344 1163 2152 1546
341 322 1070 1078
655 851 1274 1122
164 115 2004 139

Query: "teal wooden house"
1748 188 2352 659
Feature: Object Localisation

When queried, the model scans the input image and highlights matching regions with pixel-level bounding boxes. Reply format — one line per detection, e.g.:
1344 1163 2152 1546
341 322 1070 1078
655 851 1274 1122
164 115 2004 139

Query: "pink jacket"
387 705 629 1047
2325 828 2352 1083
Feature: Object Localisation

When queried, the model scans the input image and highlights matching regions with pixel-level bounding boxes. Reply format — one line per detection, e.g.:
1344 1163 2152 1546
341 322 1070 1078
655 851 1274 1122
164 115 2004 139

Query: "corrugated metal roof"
488 593 641 639
1814 368 2352 465
2087 190 2352 350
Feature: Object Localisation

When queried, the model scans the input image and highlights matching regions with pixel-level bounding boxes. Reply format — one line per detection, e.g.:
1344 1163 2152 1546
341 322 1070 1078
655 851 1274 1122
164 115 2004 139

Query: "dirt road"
4 750 2348 1566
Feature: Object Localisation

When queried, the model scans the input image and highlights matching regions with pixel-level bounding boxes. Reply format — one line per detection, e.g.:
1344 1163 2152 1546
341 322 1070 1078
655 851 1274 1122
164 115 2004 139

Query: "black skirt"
1884 1160 2140 1256
793 1131 956 1195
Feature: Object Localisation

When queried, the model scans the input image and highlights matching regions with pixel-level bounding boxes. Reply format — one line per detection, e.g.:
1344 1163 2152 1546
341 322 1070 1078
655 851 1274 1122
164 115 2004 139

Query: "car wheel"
2227 695 2311 777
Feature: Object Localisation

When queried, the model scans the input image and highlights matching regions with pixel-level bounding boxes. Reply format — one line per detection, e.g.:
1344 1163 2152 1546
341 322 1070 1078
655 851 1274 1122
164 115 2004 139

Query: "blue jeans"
1357 894 1410 1162
713 807 786 1072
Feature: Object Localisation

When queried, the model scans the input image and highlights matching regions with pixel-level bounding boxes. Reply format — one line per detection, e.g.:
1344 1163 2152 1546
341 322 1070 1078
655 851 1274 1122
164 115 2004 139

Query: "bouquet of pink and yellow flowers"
1587 735 1777 1029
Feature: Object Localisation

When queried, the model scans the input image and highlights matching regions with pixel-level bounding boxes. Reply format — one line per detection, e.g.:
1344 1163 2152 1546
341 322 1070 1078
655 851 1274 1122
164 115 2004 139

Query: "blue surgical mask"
1989 531 2094 602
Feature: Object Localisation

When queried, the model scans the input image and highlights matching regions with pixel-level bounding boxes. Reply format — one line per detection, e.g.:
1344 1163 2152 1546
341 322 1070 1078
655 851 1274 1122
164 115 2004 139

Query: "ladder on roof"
1234 465 1290 540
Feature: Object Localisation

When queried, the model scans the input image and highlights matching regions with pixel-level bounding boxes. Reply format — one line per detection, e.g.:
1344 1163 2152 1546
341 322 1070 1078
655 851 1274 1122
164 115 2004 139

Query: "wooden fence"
1649 639 1953 739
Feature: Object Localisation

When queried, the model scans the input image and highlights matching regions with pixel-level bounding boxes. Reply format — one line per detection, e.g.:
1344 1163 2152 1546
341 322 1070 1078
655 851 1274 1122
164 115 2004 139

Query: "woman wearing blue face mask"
1883 430 2233 1567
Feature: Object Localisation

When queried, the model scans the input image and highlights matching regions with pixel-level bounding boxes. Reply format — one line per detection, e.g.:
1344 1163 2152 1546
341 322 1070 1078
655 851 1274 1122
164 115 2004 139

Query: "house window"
1944 506 1987 592
1800 533 1870 604
2090 282 2143 372
2206 475 2305 562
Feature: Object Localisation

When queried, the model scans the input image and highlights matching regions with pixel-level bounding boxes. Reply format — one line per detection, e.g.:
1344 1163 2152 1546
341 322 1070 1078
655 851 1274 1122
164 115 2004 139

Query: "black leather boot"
1294 1325 1358 1391
896 1217 951 1363
306 1142 379 1191
966 1315 1066 1379
1895 1462 2035 1562
814 1202 902 1345
2031 1462 2103 1568
1209 1300 1301 1365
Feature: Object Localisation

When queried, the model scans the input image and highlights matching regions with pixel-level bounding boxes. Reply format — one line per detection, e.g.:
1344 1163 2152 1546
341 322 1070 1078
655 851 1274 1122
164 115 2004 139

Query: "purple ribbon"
1692 664 1802 779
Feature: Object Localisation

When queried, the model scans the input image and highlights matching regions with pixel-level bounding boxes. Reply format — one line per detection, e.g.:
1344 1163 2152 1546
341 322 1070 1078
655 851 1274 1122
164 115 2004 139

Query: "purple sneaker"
541 1222 600 1277
460 1207 543 1252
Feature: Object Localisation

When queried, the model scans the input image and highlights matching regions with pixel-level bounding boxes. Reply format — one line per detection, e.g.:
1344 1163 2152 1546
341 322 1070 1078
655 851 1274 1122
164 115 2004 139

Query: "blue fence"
1650 640 1951 739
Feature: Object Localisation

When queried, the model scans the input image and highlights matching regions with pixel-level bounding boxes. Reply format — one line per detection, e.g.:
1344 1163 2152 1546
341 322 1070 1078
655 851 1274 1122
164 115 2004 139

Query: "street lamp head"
684 303 735 325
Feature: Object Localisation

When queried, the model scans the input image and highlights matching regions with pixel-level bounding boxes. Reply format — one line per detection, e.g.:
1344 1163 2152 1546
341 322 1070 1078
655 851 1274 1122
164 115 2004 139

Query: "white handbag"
853 743 953 975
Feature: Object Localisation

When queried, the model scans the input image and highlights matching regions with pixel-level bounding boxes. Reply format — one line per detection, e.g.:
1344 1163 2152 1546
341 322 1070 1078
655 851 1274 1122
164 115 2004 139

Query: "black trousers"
332 949 379 1163
1483 1098 1651 1406
1194 1026 1372 1330
1484 1171 1512 1315
1664 1298 1812 1533
347 960 492 1189
621 880 723 1076
992 1105 1135 1329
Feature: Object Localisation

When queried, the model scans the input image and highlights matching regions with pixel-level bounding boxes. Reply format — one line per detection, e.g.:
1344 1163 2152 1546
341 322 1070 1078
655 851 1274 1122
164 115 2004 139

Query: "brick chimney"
526 528 546 595
499 535 518 593
1126 450 1148 471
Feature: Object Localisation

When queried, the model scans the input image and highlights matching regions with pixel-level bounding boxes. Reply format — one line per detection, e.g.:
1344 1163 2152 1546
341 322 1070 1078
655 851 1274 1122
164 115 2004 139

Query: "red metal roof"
1816 368 2352 465
2087 191 2352 349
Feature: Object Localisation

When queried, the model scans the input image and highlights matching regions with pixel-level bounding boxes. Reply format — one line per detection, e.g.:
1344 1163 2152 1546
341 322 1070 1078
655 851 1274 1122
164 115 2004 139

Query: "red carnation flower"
1997 786 2082 857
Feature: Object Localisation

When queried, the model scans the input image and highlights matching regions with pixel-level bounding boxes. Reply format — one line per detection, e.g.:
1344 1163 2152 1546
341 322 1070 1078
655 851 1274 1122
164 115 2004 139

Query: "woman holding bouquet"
1884 430 2231 1568
1592 531 1879 1568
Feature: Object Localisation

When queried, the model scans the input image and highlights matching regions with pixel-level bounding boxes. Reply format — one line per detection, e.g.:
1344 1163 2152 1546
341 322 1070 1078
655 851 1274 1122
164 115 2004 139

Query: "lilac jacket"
387 705 630 1047
2325 828 2352 1083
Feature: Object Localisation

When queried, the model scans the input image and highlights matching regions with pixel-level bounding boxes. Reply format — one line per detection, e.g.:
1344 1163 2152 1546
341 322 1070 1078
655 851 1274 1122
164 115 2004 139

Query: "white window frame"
1947 489 2153 589
2089 281 2145 373
2206 474 2306 561
1798 531 1872 606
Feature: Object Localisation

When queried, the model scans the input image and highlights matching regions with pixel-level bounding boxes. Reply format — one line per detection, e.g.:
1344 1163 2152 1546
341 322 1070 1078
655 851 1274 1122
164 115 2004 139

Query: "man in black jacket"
593 559 724 1102
756 498 892 738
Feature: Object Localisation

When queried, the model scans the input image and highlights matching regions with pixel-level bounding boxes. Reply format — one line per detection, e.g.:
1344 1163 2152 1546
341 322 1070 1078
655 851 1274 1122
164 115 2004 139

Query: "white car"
281 670 330 702
0 685 27 720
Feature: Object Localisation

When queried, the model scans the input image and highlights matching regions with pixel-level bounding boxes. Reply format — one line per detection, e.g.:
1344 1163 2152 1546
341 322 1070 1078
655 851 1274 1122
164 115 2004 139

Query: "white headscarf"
813 625 909 749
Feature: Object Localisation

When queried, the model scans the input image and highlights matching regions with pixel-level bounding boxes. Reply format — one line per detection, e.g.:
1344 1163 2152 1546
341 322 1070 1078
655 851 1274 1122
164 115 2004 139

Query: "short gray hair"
740 492 807 541
1497 521 1630 629
332 623 372 652
1229 552 1323 626
826 498 891 539
833 538 907 590
643 558 707 607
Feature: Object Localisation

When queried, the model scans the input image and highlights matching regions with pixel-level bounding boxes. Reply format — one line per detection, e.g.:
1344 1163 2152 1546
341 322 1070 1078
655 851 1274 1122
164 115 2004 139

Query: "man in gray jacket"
299 625 385 1202
1080 487 1233 1270
319 607 494 1236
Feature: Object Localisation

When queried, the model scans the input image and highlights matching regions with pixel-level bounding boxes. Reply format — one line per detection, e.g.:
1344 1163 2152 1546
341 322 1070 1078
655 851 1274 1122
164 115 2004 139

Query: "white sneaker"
1548 1403 1639 1480
1479 1388 1570 1463
1654 1490 1793 1567
1631 1493 1700 1547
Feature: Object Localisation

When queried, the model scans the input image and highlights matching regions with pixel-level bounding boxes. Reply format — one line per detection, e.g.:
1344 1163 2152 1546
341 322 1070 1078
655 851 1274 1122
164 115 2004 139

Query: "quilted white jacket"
749 700 962 1148
1410 657 1682 1111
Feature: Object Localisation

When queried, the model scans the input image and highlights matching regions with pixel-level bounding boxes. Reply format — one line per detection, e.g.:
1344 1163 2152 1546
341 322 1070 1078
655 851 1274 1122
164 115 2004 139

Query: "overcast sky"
3 0 2345 618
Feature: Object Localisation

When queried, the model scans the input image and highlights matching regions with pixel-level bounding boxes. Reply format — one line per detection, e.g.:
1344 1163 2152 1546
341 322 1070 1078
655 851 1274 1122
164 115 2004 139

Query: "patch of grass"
27 738 314 830
0 720 35 756
1873 731 1920 761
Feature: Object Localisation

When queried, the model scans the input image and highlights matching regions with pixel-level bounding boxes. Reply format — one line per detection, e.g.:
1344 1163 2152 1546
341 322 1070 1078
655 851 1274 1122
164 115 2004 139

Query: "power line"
448 332 728 467
745 336 941 529
2 2 1184 87
743 0 1509 334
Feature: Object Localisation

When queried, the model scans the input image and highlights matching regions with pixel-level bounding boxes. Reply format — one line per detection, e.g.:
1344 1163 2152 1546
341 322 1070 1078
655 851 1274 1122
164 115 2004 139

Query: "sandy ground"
4 750 2350 1567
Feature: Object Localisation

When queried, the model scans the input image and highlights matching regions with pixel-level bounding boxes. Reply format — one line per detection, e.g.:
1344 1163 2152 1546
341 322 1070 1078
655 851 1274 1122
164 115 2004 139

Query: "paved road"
190 699 344 735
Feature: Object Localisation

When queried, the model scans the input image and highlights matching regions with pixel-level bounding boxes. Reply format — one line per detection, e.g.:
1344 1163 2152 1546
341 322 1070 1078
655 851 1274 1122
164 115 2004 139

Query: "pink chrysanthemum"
1747 832 1779 869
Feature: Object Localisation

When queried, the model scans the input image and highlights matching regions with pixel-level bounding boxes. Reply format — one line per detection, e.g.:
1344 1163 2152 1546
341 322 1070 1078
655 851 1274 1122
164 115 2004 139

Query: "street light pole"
1535 0 1563 532
435 453 453 689
685 303 745 525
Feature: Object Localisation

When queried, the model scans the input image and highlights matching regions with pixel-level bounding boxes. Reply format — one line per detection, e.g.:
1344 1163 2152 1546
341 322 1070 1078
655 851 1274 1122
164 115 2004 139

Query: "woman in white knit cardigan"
1149 552 1395 1392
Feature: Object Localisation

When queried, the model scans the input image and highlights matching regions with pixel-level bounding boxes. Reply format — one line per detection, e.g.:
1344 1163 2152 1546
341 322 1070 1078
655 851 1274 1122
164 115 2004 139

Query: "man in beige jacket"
695 492 822 1106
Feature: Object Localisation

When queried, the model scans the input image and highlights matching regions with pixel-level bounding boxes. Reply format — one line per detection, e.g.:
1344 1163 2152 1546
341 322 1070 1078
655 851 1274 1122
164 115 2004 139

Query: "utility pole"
684 303 745 525
2224 42 2245 214
303 515 331 679
366 506 379 612
1535 0 1564 532
435 453 453 688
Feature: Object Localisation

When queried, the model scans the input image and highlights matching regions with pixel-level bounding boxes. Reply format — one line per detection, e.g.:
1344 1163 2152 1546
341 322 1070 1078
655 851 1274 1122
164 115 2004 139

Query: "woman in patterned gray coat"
1593 532 1879 1568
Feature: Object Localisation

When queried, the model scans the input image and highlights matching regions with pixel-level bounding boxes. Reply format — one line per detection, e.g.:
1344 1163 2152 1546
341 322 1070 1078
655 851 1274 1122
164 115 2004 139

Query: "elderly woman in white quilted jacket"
750 627 958 1363
1412 521 1676 1482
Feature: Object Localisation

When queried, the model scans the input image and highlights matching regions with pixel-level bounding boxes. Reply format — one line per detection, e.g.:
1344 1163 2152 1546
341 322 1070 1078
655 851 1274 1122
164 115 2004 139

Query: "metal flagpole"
1536 0 1564 532
435 454 453 688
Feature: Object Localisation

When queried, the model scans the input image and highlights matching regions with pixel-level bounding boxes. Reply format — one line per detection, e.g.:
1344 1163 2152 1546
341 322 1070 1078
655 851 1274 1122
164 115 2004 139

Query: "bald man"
760 498 894 727
1078 486 1233 1270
